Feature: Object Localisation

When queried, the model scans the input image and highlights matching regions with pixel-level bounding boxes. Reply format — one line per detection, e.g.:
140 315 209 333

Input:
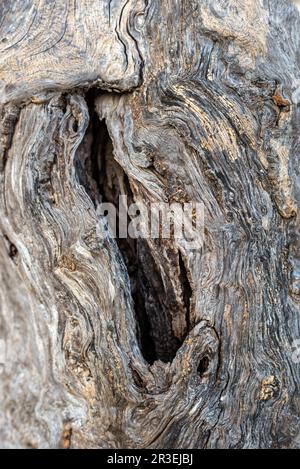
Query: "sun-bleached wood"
0 0 300 449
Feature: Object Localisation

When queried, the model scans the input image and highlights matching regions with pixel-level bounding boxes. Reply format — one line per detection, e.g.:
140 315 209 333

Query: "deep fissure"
3 234 18 259
178 250 192 334
197 356 210 377
78 93 191 364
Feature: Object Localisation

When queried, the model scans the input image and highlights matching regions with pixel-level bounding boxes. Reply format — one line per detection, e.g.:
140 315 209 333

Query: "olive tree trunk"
0 0 300 449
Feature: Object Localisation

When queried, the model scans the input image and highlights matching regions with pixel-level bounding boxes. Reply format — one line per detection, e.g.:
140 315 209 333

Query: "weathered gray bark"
0 0 300 449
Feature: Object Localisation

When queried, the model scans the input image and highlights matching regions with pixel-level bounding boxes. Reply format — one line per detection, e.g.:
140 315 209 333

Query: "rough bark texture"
0 0 300 449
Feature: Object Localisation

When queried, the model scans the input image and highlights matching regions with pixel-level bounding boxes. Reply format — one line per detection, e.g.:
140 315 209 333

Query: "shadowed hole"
76 90 189 365
197 356 209 377
4 235 18 259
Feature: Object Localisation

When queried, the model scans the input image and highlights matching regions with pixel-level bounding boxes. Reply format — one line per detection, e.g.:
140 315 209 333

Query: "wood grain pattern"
0 0 300 448
0 0 144 103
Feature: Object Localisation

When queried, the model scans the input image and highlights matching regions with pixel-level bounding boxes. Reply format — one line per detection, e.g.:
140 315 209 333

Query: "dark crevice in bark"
132 241 158 364
178 250 192 334
136 240 182 363
78 94 184 364
80 94 158 363
197 356 209 377
3 234 18 259
75 89 105 206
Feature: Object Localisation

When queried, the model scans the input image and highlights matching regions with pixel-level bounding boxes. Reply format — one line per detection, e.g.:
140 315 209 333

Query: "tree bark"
0 0 300 449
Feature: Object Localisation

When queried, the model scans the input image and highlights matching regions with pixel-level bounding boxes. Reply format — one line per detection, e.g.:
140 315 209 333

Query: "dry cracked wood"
0 0 300 449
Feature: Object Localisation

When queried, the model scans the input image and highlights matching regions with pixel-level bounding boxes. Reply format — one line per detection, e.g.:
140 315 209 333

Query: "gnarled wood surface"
0 0 300 449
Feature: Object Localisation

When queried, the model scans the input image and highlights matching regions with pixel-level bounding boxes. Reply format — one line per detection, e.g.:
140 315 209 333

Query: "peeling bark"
0 0 300 449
